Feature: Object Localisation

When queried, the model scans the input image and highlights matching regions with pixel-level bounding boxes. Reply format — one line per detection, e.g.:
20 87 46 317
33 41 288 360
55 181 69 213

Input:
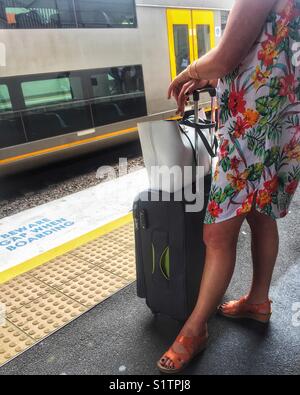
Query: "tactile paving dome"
30 255 95 289
0 218 136 367
0 321 34 366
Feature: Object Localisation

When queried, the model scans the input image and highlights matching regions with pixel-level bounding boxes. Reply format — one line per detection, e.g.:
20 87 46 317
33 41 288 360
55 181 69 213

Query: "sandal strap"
176 333 207 355
162 348 189 370
221 296 272 315
161 333 208 370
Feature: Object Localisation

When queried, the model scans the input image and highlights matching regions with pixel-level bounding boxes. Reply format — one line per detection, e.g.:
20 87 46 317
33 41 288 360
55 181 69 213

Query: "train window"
0 84 12 111
21 75 92 141
90 65 147 126
0 84 27 148
0 0 76 29
0 64 146 147
196 25 211 58
21 76 84 108
22 102 93 142
74 0 137 28
0 112 26 148
173 25 191 76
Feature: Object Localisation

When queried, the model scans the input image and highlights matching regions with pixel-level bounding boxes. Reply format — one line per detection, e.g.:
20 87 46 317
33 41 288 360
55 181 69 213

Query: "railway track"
0 141 144 219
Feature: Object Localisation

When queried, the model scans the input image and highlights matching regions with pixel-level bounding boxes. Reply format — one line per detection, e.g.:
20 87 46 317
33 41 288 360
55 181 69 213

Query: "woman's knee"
203 224 239 249
246 208 277 230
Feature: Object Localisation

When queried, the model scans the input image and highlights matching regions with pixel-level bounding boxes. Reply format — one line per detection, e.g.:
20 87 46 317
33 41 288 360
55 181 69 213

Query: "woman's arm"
188 0 279 79
169 0 279 111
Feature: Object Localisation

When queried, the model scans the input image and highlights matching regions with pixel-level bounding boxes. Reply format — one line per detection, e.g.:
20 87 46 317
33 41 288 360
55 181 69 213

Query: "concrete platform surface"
0 190 299 375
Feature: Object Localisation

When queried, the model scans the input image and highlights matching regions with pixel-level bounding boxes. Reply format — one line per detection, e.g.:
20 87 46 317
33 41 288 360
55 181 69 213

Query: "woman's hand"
176 79 210 115
167 70 191 102
168 72 218 115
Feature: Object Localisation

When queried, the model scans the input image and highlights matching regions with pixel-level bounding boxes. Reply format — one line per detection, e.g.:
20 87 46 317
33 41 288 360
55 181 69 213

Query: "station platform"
0 170 299 375
0 169 148 367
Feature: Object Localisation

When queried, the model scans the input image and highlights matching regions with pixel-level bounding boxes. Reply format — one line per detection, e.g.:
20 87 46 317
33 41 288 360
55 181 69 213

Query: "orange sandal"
218 296 272 324
157 332 208 374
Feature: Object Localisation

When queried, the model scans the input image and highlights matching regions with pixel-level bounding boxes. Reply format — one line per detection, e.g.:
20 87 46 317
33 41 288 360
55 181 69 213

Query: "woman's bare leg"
246 209 279 304
162 214 246 369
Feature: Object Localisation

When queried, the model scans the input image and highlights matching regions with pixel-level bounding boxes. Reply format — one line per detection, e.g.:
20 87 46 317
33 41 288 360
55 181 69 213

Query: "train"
0 0 234 175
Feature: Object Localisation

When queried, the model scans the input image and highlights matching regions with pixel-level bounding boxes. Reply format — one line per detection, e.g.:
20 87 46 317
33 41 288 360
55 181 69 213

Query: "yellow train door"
167 9 194 80
167 9 215 80
192 10 215 59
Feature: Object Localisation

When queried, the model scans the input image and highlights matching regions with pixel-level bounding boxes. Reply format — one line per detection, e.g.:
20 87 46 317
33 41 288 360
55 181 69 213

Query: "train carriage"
0 0 234 175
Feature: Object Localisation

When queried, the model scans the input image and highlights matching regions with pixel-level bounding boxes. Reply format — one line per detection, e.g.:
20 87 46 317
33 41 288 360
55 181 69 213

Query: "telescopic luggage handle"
193 86 217 102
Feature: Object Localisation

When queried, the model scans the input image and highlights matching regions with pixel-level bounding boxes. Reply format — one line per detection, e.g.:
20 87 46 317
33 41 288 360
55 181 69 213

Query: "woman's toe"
166 359 173 369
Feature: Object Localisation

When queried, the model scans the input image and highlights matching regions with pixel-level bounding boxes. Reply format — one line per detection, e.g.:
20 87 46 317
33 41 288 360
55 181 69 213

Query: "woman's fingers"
177 80 196 114
168 81 176 99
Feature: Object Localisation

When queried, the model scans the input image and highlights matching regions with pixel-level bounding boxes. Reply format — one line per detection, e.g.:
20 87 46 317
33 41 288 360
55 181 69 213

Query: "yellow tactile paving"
58 267 130 308
0 321 34 366
0 274 52 315
71 235 129 265
8 290 86 341
29 255 95 289
107 223 135 246
97 250 136 281
0 218 135 367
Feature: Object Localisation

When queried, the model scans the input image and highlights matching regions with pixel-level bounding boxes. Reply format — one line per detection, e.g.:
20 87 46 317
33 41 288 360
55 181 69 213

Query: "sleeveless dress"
204 0 300 224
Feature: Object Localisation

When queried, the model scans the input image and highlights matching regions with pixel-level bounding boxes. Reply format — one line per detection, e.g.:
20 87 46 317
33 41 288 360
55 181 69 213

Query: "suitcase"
133 88 217 321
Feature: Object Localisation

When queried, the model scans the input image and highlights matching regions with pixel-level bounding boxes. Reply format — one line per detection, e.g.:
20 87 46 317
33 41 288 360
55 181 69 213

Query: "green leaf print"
264 146 280 167
220 90 230 123
224 184 236 198
256 96 283 117
267 120 283 144
224 68 239 86
288 165 300 182
220 157 231 173
269 77 281 97
278 174 288 192
276 38 289 54
289 17 300 41
247 163 264 182
247 128 266 158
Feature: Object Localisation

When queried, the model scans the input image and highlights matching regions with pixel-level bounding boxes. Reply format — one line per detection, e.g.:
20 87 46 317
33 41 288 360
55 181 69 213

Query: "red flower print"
230 156 242 171
276 20 289 42
236 192 255 216
227 170 249 192
208 201 223 218
252 66 271 90
220 139 230 159
257 189 272 209
279 74 296 103
264 175 279 193
286 180 298 195
279 0 295 22
228 89 246 116
258 35 279 67
233 116 251 139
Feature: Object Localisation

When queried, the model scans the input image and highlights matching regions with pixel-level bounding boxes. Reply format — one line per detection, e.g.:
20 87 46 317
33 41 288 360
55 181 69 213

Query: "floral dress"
205 0 300 224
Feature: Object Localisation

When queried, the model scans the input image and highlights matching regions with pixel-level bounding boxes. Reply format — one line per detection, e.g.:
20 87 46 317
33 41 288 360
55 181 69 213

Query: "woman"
158 0 300 374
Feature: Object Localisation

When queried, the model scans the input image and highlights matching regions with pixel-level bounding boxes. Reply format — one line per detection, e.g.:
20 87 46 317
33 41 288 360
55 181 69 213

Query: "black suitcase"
134 88 217 322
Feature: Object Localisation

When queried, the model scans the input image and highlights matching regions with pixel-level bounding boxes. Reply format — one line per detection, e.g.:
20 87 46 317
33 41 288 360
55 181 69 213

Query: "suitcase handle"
193 86 217 102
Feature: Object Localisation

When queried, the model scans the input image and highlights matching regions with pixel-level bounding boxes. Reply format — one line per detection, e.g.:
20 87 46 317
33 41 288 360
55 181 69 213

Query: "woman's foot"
157 324 208 374
218 295 272 323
